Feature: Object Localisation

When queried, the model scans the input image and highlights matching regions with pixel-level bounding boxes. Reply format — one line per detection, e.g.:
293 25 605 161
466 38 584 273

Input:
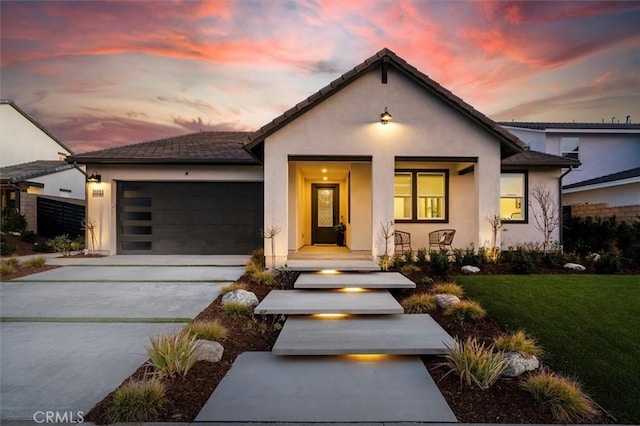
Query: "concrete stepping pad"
286 259 379 272
273 314 454 355
254 290 403 315
195 352 457 423
295 271 415 289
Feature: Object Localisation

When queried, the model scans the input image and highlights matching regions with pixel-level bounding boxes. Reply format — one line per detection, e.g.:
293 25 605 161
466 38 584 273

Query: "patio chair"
394 230 412 254
428 229 456 252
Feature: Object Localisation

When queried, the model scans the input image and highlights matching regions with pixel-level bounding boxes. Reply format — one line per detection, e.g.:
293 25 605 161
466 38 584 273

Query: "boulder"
563 263 586 271
461 265 481 274
587 253 601 262
221 289 259 307
502 351 540 377
435 294 460 309
194 340 224 363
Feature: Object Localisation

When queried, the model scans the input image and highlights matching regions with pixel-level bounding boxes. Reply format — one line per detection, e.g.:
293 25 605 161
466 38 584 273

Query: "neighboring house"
500 122 640 222
1 100 86 233
68 49 577 259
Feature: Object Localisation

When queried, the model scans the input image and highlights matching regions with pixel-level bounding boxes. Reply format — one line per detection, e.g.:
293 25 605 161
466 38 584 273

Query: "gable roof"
500 121 640 132
0 160 75 183
246 48 525 157
501 150 581 168
66 131 258 165
563 167 640 190
1 100 75 155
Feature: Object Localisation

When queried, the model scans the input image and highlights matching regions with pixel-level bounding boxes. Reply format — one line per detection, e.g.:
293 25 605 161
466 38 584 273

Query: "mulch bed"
0 264 60 281
84 272 614 424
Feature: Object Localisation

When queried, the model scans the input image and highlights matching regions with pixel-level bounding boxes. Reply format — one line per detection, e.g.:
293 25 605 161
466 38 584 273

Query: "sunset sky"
1 0 639 154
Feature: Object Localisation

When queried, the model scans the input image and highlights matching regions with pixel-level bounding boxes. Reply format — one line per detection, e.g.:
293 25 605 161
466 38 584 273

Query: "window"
561 137 579 160
394 170 448 222
500 172 526 221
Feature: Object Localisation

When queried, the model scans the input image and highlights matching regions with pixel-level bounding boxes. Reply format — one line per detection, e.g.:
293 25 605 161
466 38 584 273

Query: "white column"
371 154 395 257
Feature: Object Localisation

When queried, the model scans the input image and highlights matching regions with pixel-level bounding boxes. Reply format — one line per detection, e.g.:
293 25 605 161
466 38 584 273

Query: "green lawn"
455 275 639 424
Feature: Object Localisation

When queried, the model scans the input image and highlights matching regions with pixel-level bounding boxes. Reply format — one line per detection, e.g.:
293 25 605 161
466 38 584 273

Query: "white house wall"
0 103 71 167
501 169 561 249
29 168 86 199
564 182 640 207
263 66 504 263
85 164 264 254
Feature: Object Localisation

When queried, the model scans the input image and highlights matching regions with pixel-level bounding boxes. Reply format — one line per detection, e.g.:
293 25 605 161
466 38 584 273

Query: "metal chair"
394 230 412 254
428 229 456 252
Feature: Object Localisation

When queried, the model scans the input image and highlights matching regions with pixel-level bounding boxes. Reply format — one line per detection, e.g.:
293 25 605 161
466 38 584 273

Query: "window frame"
500 170 528 224
394 169 449 223
560 137 580 161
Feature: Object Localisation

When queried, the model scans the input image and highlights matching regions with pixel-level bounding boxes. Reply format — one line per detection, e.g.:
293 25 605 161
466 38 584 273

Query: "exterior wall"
564 183 640 208
263 66 504 264
546 133 639 185
85 164 264 255
30 168 86 200
569 201 640 223
0 103 71 167
504 128 547 152
349 163 372 251
501 168 561 248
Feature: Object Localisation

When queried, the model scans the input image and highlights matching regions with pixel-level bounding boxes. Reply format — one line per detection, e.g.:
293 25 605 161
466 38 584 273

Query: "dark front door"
311 184 339 244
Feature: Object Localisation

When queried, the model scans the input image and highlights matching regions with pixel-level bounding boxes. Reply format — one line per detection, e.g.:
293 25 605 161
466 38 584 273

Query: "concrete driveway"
0 255 247 421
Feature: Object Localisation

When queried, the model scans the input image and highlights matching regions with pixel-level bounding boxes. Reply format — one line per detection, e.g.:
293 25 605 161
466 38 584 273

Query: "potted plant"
334 221 346 246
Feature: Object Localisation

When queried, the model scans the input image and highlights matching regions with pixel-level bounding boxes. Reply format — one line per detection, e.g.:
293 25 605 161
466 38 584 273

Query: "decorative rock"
502 352 540 377
461 265 481 274
587 253 601 262
194 340 224 363
563 263 586 271
221 289 259 307
435 294 460 309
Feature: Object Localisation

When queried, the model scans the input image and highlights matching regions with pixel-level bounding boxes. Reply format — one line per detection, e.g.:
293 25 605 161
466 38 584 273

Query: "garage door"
117 182 263 255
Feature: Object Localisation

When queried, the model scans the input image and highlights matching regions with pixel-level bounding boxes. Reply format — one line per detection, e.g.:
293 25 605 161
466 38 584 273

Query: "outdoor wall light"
87 171 101 183
380 107 392 125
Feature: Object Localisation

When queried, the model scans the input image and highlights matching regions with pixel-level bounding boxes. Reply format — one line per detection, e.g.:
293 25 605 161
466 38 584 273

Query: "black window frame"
394 169 449 223
500 170 528 224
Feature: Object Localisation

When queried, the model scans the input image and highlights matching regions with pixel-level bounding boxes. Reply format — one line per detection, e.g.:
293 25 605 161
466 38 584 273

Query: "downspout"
559 167 574 250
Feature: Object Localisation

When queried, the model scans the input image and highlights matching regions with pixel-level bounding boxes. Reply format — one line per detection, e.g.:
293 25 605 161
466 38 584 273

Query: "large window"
561 137 580 160
500 172 527 222
395 170 448 222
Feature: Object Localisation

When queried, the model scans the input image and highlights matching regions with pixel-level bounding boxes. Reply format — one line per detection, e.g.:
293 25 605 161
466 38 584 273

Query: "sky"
1 0 639 154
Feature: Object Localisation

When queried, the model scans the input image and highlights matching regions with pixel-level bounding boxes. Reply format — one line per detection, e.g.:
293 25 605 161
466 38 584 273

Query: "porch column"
263 149 288 267
371 154 395 258
475 154 501 249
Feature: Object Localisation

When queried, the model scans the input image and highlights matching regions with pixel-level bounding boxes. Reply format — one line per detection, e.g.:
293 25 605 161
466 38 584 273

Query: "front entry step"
273 314 454 355
195 352 458 423
295 271 415 289
254 290 403 315
285 259 379 272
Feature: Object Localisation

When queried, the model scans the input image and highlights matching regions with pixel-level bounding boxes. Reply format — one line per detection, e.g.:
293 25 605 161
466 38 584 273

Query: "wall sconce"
380 107 392 125
87 171 101 183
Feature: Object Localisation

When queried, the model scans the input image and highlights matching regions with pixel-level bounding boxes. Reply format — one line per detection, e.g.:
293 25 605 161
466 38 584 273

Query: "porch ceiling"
296 162 350 181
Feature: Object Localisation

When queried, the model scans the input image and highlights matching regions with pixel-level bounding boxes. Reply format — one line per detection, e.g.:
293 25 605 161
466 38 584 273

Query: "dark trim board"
396 156 478 163
289 155 372 162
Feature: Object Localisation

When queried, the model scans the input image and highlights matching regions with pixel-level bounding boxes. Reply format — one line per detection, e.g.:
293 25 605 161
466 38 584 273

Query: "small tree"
379 221 394 271
82 217 99 254
261 225 281 270
484 214 502 263
530 185 560 255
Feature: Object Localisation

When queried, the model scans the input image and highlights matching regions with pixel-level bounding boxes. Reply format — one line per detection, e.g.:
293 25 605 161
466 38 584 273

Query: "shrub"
594 253 622 274
252 270 276 286
416 248 428 267
20 230 37 244
543 250 567 269
246 248 265 272
429 282 464 297
0 263 16 275
1 207 27 233
493 330 543 357
0 239 16 256
420 276 434 286
220 282 248 295
429 249 451 278
22 256 47 268
522 372 598 423
400 264 420 276
275 264 298 288
47 234 72 256
511 251 536 274
221 302 253 318
145 331 199 378
109 378 165 423
445 300 486 323
2 257 20 267
402 250 415 265
184 320 228 341
441 337 507 389
402 294 437 314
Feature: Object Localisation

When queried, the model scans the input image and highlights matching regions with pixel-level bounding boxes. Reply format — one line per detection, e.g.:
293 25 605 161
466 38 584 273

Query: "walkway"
197 267 457 423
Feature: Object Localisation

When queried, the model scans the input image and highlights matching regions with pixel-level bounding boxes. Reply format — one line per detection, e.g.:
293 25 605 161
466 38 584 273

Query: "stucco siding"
564 183 640 207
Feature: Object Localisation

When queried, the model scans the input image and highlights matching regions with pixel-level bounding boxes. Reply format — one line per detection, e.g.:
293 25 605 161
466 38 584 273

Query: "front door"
311 184 339 244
